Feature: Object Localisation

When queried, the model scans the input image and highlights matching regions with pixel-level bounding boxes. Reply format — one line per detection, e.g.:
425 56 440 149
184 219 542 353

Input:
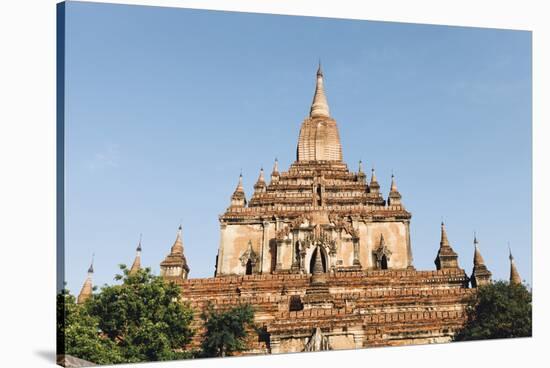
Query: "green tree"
60 266 195 364
200 303 255 357
454 281 532 341
57 289 124 364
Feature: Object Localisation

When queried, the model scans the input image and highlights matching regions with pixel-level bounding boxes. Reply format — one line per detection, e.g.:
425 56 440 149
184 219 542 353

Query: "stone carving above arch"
239 240 259 268
373 234 392 269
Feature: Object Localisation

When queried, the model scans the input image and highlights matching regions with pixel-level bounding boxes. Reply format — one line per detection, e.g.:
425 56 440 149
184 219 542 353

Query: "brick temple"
78 65 523 353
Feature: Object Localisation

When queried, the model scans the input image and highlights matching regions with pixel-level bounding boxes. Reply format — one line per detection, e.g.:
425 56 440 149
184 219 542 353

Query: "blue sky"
63 1 532 293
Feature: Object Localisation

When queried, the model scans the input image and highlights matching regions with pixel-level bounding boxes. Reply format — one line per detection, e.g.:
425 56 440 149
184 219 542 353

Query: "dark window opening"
316 185 322 206
289 295 304 311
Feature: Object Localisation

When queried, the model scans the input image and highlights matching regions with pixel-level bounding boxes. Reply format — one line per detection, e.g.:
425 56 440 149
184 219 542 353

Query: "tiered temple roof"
222 65 409 223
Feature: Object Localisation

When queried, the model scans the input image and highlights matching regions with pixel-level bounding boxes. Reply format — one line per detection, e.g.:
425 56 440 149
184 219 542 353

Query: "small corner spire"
390 173 398 192
472 232 485 266
440 222 449 246
509 244 522 285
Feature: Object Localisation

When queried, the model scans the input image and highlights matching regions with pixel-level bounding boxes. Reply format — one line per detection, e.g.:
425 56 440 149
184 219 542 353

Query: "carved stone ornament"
275 226 291 241
239 241 259 267
304 327 331 351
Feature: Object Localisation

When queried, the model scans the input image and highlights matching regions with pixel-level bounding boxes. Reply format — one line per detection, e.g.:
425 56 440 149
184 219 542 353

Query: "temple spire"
77 255 94 304
369 168 380 195
271 158 280 183
357 160 366 182
171 225 184 254
309 62 330 118
473 233 485 266
387 173 402 207
160 225 190 280
390 174 398 192
440 222 449 247
129 234 142 275
470 233 492 287
230 173 247 207
434 222 459 270
509 247 522 285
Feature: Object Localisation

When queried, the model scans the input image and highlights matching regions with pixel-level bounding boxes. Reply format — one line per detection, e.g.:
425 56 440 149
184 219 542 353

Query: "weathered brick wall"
175 269 474 353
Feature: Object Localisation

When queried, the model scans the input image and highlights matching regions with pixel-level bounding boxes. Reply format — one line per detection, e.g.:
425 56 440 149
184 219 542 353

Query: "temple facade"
216 65 412 278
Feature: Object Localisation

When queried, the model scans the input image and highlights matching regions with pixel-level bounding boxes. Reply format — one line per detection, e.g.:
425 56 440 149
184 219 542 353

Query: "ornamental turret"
470 233 492 287
253 168 267 194
434 222 459 270
230 173 247 208
357 160 366 183
271 158 280 183
160 225 190 281
387 174 402 207
77 256 94 304
369 168 380 195
129 235 142 275
509 248 522 285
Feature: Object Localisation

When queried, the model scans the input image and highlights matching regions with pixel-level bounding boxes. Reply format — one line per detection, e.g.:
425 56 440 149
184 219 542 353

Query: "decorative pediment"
290 214 312 229
304 224 335 249
239 241 259 266
373 234 392 262
329 213 358 238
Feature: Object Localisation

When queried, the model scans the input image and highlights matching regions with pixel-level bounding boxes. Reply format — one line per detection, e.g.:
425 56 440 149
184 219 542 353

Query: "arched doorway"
309 246 327 273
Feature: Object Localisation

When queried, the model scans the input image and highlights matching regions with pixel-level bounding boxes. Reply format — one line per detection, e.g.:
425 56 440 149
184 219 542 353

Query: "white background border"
0 1 548 367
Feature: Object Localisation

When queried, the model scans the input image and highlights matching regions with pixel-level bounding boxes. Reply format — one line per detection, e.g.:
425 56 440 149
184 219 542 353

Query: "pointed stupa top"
440 222 450 247
390 174 398 192
78 255 94 304
310 62 330 118
358 160 363 173
136 234 142 252
272 158 279 175
379 233 386 247
370 168 378 184
434 222 459 270
87 255 94 274
236 173 244 192
230 173 247 207
473 233 485 266
130 235 142 275
297 65 342 161
509 247 522 285
170 225 184 255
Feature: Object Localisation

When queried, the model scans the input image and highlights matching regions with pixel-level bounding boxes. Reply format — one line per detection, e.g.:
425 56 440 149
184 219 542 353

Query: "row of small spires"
77 222 523 303
77 225 185 304
232 160 400 196
438 222 522 286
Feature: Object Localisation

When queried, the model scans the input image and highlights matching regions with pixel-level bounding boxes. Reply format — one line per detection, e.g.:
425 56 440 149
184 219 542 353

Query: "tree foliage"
59 266 195 364
200 303 255 357
57 288 124 364
454 281 532 341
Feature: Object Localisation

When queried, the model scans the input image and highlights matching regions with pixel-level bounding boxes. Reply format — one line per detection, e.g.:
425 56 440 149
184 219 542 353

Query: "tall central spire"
309 62 330 118
297 64 342 161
